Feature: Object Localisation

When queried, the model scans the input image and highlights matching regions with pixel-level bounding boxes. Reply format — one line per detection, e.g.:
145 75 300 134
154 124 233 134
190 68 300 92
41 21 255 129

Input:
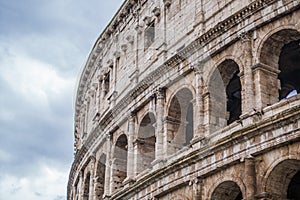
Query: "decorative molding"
163 0 172 8
143 16 152 26
121 44 128 52
152 7 161 17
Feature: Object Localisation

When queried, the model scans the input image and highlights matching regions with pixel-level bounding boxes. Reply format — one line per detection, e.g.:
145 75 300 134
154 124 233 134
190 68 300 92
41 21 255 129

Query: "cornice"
77 0 281 133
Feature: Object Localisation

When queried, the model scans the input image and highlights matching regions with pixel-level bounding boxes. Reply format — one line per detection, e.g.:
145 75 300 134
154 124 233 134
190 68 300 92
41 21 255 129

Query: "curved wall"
68 0 300 199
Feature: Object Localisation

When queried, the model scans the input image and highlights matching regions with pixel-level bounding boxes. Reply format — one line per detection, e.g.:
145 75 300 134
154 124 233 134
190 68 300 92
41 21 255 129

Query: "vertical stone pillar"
96 75 102 112
194 0 205 35
126 113 136 181
193 65 204 140
133 139 139 175
245 157 257 200
72 184 77 200
252 63 280 110
104 134 111 198
202 88 210 136
239 32 254 115
155 88 165 161
78 171 83 199
100 77 106 111
192 178 203 200
89 156 96 200
101 77 106 100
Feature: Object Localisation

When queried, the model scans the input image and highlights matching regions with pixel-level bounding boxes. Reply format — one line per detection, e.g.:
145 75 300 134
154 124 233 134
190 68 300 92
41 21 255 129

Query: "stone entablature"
68 0 300 199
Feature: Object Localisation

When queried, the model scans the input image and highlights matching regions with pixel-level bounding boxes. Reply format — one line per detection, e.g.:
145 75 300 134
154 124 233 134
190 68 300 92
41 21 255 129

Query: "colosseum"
67 0 300 199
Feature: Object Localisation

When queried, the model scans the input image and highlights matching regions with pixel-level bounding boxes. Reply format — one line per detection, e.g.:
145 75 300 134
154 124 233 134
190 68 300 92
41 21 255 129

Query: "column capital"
192 60 205 74
129 112 136 120
238 31 253 43
105 133 111 141
155 87 166 98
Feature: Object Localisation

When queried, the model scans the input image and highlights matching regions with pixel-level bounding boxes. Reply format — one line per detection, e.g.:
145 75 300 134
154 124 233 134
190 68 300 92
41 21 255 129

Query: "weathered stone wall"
68 0 300 199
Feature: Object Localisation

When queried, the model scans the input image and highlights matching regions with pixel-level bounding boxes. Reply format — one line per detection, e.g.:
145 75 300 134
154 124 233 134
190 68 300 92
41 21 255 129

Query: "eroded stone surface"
68 0 300 199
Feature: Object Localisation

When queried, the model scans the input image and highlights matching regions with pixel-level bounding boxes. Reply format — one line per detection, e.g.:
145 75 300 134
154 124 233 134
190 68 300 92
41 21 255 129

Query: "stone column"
96 76 102 113
202 85 210 137
155 88 165 162
89 157 95 200
101 77 106 100
126 113 136 181
252 63 280 110
72 184 77 200
192 178 203 200
239 32 254 115
78 171 83 199
104 134 111 198
193 65 204 140
133 139 139 175
245 157 256 200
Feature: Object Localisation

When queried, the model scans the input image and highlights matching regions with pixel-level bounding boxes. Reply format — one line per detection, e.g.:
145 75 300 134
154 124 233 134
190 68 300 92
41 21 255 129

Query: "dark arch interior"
279 39 300 99
287 171 300 199
83 172 91 199
226 72 242 125
168 88 194 148
266 159 300 199
184 102 193 146
112 134 128 191
94 155 106 198
137 113 156 173
211 181 243 200
211 59 241 126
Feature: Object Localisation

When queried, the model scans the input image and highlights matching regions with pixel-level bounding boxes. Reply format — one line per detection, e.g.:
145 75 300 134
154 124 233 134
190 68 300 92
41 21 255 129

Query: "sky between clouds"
0 1 124 199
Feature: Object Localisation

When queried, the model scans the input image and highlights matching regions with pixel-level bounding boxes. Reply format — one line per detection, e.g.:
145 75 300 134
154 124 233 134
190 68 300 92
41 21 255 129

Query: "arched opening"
259 29 300 106
167 88 194 154
136 112 156 174
184 102 194 146
287 171 300 199
265 159 300 199
83 172 91 200
112 134 128 192
94 155 106 199
209 59 241 132
279 39 300 99
211 181 243 200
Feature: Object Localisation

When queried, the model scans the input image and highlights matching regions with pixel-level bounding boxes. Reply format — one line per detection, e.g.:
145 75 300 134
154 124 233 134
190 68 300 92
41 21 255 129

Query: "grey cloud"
0 0 124 199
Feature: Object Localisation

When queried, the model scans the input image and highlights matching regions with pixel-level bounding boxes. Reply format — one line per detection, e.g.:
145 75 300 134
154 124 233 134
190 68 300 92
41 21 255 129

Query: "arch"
166 87 194 155
208 59 242 132
264 159 300 199
257 25 300 66
210 181 243 200
258 28 300 104
83 172 91 200
136 112 156 174
205 55 244 86
111 134 128 192
94 154 106 199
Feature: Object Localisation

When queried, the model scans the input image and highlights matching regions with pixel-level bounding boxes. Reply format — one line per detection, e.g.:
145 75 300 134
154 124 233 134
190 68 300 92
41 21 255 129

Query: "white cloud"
0 161 69 200
0 48 75 113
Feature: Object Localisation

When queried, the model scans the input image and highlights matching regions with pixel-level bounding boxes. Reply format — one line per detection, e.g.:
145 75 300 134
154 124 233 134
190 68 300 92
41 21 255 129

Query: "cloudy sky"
0 1 124 199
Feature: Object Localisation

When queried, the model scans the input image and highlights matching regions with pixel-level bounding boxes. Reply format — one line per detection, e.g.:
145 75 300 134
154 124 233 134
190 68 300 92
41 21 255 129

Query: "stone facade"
67 0 300 199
